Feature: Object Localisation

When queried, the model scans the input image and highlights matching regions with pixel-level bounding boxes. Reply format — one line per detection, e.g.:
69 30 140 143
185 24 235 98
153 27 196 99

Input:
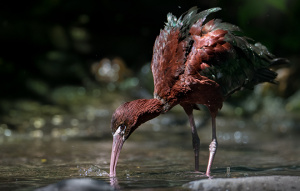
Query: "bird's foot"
205 172 214 179
189 170 205 175
188 171 206 177
203 170 215 179
189 171 214 179
196 173 214 179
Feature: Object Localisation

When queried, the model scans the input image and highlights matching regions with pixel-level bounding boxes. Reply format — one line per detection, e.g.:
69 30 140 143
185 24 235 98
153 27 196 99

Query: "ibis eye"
118 124 126 135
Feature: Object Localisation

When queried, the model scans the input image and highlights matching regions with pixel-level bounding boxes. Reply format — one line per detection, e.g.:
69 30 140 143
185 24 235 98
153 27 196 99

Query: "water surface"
0 113 299 190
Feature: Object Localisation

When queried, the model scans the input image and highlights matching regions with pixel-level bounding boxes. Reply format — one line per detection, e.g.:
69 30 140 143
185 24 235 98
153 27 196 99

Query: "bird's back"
151 7 287 107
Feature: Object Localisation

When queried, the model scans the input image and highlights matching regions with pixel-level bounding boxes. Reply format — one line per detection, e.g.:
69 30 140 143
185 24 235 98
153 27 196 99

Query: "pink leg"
206 114 218 177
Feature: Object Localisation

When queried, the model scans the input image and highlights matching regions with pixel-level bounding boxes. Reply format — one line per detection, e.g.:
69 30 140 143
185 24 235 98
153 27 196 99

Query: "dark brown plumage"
109 7 288 177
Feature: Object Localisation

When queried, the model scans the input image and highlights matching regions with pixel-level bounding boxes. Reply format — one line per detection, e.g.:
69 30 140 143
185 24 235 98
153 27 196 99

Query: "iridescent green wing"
199 19 287 97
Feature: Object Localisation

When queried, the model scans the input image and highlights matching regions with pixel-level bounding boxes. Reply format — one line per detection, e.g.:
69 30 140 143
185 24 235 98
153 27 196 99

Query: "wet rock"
183 176 299 191
35 178 115 191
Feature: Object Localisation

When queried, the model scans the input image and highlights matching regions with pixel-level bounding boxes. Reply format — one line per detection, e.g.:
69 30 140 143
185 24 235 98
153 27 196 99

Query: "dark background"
0 0 299 104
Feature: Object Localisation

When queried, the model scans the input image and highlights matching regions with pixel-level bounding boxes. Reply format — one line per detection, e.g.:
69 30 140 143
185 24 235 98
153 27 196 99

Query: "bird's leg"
181 104 201 172
188 111 200 172
206 114 218 177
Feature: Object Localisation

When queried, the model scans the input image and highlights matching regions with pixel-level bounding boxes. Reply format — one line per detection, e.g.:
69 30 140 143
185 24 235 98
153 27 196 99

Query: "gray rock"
183 176 299 191
35 178 115 191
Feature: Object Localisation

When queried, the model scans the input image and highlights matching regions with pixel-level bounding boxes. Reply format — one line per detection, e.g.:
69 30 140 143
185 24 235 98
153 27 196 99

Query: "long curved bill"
109 131 124 177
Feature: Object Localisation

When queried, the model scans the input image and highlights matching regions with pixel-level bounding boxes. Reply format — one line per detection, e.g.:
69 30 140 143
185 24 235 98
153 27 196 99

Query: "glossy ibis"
109 7 287 177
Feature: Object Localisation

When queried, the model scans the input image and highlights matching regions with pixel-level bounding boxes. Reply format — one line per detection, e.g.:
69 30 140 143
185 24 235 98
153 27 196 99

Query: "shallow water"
0 113 299 190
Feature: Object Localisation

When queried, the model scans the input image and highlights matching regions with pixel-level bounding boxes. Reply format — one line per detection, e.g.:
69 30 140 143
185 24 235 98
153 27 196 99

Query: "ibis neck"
154 94 176 113
132 98 165 128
